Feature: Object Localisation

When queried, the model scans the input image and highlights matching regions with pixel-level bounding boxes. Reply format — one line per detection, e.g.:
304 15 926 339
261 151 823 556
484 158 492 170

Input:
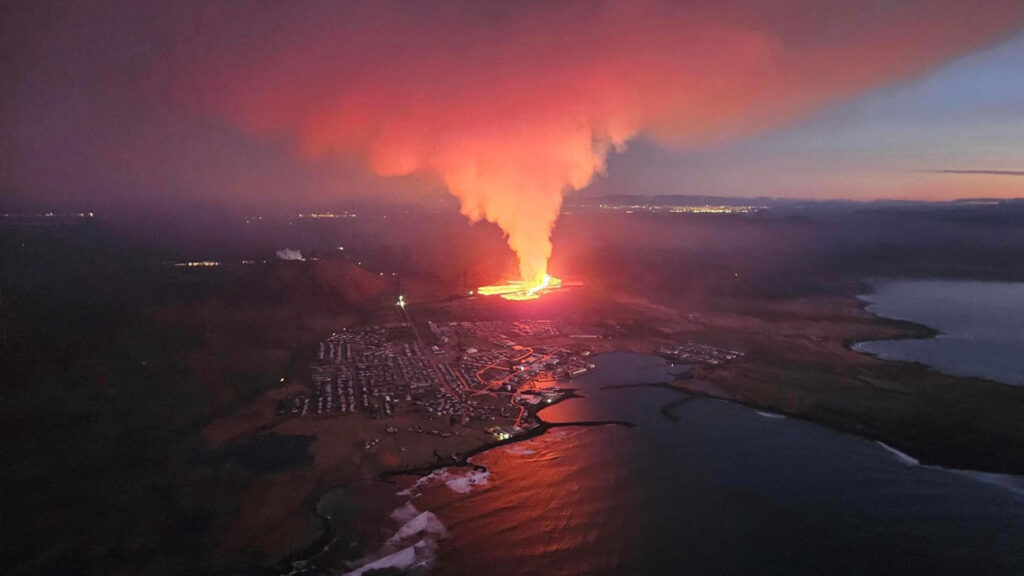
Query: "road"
399 303 458 398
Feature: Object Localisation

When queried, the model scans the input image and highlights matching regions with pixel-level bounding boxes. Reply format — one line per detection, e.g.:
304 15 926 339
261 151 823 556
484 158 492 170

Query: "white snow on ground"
386 510 449 547
397 466 490 497
344 512 447 575
396 469 440 496
390 501 420 524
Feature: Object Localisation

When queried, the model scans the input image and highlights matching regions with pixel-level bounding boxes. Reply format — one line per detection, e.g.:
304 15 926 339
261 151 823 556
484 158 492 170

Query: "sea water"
403 353 1024 576
855 279 1024 386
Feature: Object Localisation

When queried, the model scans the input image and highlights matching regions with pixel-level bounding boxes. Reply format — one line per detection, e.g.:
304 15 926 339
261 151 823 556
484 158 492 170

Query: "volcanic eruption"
174 1 1024 300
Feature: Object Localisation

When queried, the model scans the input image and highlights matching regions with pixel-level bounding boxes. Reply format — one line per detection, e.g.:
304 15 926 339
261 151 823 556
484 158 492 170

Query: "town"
656 341 744 366
278 318 601 445
277 311 750 452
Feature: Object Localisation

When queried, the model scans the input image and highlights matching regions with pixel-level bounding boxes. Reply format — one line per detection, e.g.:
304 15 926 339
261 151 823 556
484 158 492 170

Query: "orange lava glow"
178 2 1024 278
478 274 562 301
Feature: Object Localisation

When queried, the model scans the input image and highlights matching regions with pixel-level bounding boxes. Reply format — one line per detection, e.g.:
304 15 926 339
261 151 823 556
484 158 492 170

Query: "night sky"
3 1 1023 211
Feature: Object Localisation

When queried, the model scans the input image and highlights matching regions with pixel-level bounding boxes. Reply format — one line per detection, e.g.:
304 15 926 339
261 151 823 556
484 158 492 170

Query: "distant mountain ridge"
571 194 1024 210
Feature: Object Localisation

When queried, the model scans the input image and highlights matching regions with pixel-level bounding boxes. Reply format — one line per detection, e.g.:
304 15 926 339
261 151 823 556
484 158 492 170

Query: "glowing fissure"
478 274 562 301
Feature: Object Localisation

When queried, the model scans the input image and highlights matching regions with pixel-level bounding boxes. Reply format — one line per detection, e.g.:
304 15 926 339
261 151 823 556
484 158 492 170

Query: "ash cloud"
172 1 1023 283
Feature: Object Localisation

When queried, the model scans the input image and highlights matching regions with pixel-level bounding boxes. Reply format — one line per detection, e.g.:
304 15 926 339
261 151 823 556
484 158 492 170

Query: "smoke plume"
176 1 1023 285
275 248 304 261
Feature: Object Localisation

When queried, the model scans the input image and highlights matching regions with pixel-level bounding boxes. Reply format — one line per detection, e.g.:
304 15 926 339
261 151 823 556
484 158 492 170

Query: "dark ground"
3 198 1024 575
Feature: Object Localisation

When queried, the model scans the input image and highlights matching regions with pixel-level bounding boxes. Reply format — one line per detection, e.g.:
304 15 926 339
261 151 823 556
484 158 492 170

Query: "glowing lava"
478 274 562 301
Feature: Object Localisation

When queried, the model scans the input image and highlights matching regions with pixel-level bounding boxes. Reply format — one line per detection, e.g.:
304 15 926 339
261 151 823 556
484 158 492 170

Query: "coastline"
217 284 1024 573
847 278 1024 389
285 329 1024 573
602 368 1024 497
844 279 942 347
668 374 1024 482
285 386 635 574
686 287 1024 475
376 387 634 482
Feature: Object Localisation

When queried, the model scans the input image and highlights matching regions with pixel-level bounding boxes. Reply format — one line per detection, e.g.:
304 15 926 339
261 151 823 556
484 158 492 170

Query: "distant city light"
298 212 357 219
595 203 766 214
1 211 95 219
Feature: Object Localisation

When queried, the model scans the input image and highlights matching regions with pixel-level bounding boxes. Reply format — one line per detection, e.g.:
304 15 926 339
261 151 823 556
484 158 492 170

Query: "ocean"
375 352 1024 576
854 279 1024 386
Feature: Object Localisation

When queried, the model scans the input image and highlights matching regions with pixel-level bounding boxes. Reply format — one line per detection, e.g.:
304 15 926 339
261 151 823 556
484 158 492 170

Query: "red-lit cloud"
174 1 1023 284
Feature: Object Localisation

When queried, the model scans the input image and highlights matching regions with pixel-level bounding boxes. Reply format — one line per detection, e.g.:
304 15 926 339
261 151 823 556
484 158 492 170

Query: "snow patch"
343 513 447 576
390 501 420 524
399 466 490 497
387 510 449 547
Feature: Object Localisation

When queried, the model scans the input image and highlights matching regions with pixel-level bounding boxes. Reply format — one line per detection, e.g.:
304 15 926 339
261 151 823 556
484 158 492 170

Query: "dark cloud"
927 170 1024 176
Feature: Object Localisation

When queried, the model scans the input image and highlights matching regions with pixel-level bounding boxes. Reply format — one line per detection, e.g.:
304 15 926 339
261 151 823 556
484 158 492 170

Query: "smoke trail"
175 1 1024 285
275 248 304 261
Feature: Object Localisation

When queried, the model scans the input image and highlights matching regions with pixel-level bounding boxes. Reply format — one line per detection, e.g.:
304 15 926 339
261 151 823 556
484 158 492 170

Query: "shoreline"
282 339 1024 574
664 374 1024 482
287 388 634 572
845 277 1022 390
272 284 1024 572
606 375 1024 493
376 387 635 482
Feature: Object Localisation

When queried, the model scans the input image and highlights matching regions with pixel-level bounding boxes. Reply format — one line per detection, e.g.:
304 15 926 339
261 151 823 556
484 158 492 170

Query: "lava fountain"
175 2 1024 304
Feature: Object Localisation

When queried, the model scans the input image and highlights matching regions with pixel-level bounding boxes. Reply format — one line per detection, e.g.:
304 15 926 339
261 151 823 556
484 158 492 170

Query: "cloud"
72 1 1024 280
927 169 1024 176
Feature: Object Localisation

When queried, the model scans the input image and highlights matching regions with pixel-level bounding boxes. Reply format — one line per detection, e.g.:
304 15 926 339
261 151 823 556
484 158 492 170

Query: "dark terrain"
3 197 1024 575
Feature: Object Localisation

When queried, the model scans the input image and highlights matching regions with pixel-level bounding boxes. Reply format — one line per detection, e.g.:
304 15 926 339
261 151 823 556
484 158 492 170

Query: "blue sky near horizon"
593 32 1024 200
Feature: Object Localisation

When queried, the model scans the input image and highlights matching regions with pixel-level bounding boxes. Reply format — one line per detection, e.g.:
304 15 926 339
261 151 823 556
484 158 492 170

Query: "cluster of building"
428 320 598 387
656 341 744 366
173 260 221 267
428 319 562 347
279 326 440 418
283 318 601 445
508 320 560 338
